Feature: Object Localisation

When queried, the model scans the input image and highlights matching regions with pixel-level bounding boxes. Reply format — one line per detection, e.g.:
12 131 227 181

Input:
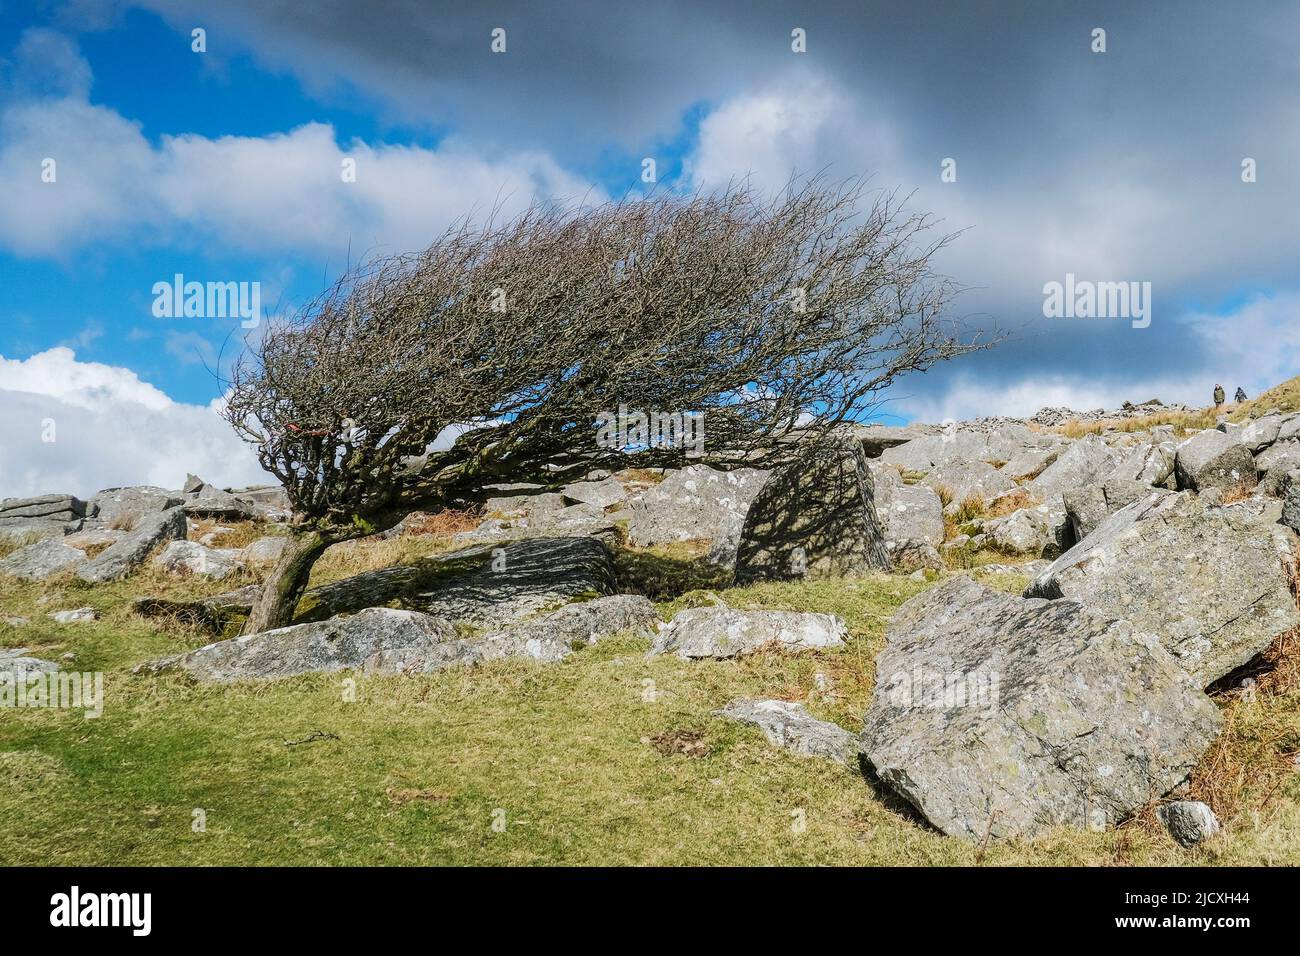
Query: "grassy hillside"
2 523 1297 866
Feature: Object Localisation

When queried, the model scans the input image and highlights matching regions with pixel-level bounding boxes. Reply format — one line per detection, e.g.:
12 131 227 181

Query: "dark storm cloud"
101 1 1300 413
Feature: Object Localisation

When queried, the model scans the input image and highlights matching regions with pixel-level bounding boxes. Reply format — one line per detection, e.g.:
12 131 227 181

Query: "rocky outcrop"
559 477 627 510
0 494 86 539
1027 493 1298 685
734 436 890 582
88 486 183 526
861 576 1222 842
649 607 847 659
1174 430 1255 492
77 506 188 583
871 466 945 570
1063 479 1170 541
716 699 862 764
625 465 769 549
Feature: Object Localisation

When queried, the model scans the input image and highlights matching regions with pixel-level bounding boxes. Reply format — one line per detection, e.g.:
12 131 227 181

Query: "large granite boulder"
0 538 88 580
981 505 1056 555
183 483 259 520
881 423 1046 474
77 506 187 583
861 576 1222 842
734 437 890 582
1027 435 1119 498
88 486 183 526
649 607 847 659
625 465 769 549
1223 414 1283 453
1174 430 1256 492
1104 440 1176 487
142 607 460 682
716 699 862 764
1026 492 1298 685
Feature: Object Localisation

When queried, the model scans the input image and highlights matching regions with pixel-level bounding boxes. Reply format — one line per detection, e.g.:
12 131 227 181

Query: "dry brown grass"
394 508 481 538
984 489 1035 519
1220 476 1260 505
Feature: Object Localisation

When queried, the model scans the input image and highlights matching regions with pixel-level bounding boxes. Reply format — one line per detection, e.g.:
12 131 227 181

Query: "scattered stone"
0 647 58 675
48 607 98 624
1027 492 1298 685
860 576 1222 842
1174 430 1256 492
649 607 847 659
1157 800 1220 848
716 699 862 764
734 436 890 582
78 506 188 583
0 538 88 580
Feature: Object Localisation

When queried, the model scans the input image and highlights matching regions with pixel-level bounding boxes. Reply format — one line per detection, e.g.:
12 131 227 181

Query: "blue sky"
1 1 1299 496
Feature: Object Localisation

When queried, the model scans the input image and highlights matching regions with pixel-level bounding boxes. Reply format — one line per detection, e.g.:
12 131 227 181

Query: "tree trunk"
241 528 333 635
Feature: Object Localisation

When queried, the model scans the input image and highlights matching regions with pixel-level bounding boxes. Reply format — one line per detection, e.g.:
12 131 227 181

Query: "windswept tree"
224 177 983 633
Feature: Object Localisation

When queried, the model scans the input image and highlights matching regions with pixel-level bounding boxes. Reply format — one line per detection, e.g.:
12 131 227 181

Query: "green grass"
2 534 1298 865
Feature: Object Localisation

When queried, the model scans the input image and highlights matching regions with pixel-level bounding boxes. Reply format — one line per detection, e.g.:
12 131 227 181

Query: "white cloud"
0 348 270 499
0 32 602 259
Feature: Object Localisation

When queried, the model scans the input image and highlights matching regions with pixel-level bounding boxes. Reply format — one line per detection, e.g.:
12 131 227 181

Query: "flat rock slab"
1026 492 1298 685
0 538 88 580
89 487 183 525
649 607 847 659
142 607 460 682
861 576 1221 842
717 699 862 764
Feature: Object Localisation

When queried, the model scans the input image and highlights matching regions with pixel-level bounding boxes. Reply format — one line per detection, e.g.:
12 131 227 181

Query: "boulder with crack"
860 576 1222 842
1026 435 1120 499
1026 492 1298 685
649 607 847 659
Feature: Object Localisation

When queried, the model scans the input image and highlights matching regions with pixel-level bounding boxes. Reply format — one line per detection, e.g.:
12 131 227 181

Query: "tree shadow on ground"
611 546 732 602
